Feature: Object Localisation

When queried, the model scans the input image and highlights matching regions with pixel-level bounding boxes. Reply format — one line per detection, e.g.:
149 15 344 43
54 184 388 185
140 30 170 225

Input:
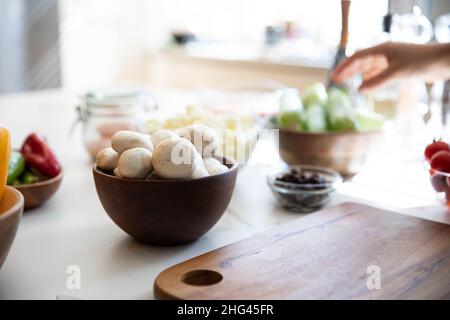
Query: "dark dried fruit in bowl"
276 168 327 190
269 167 338 213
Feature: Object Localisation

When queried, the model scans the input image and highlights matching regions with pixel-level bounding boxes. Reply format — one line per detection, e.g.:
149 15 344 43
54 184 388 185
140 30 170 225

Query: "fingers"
332 44 386 83
335 56 374 82
362 56 390 80
359 67 397 92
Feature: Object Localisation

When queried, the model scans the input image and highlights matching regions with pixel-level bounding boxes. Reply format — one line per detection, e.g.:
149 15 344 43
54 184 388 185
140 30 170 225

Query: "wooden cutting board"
154 203 450 299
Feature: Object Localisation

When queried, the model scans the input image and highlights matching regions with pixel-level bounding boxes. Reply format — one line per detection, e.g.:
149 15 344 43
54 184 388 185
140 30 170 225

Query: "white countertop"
0 89 448 300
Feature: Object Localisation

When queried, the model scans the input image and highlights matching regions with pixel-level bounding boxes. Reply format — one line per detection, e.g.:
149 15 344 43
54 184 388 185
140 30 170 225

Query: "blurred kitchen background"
0 0 448 94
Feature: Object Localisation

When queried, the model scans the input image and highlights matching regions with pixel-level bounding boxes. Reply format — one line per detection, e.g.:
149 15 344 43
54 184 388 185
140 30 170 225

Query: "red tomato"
430 150 450 173
425 141 450 161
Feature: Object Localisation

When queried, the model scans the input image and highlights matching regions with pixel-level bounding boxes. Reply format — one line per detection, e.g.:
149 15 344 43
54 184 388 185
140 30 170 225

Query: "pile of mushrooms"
95 125 229 180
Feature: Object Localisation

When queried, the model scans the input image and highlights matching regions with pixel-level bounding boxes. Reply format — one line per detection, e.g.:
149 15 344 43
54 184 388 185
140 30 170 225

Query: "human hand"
332 42 450 92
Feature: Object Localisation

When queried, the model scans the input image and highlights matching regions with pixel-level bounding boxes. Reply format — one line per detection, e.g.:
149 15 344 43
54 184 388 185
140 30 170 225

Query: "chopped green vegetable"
276 111 304 130
21 170 39 184
303 83 328 131
275 84 385 133
356 111 385 132
7 151 26 185
305 103 327 132
326 87 359 132
276 89 305 130
302 83 328 108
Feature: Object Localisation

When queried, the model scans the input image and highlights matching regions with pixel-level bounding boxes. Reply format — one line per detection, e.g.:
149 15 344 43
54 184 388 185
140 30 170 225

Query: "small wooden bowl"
0 186 24 268
13 171 63 210
93 157 238 246
278 129 384 177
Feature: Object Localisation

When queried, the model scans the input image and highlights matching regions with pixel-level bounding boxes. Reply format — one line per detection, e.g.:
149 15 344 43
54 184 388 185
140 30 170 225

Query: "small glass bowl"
267 165 342 213
425 162 450 208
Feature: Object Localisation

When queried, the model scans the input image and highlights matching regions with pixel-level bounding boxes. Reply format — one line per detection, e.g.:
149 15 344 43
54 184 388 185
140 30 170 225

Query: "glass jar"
76 88 157 158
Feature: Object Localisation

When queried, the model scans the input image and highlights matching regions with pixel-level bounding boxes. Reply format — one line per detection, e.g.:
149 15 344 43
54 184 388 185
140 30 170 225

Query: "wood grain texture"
339 0 351 48
14 170 62 210
154 203 450 300
93 157 238 245
0 186 23 268
278 129 383 176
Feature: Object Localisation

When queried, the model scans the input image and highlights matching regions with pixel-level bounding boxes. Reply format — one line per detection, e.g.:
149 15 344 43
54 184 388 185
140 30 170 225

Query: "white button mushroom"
111 130 153 154
95 147 119 171
189 148 210 179
113 167 123 178
177 124 219 158
118 147 153 179
191 163 210 179
206 164 229 176
152 137 197 179
203 157 229 176
203 157 222 168
151 129 178 148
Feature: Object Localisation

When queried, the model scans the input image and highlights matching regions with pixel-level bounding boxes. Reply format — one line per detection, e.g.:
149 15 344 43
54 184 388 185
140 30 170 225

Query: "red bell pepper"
21 133 61 178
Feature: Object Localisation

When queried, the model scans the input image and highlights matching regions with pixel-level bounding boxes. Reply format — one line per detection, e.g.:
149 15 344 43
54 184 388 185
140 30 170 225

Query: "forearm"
418 43 450 82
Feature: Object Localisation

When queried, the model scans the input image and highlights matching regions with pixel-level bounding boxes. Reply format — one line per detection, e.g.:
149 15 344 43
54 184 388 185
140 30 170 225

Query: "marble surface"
0 89 448 299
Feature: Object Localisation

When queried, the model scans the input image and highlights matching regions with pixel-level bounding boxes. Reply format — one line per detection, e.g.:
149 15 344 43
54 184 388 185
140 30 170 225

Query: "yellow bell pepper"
0 124 11 202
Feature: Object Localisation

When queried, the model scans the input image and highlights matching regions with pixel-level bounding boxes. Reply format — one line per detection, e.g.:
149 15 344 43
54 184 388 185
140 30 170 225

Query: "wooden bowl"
0 186 24 268
13 171 63 210
93 157 238 246
278 129 384 177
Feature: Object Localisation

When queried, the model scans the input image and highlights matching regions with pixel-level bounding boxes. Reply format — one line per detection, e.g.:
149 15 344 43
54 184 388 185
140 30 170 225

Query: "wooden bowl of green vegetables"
7 133 62 210
272 84 385 177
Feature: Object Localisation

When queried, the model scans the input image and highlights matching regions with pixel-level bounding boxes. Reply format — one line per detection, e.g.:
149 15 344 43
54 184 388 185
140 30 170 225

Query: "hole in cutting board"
181 270 223 286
